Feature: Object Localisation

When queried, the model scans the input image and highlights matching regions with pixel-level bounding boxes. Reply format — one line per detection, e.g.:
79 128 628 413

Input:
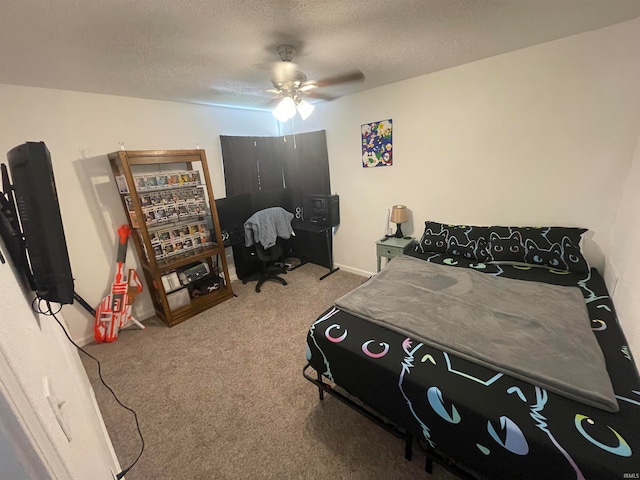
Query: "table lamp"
390 205 409 238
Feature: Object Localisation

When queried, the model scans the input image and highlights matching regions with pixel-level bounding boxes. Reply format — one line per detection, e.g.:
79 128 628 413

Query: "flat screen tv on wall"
1 142 74 304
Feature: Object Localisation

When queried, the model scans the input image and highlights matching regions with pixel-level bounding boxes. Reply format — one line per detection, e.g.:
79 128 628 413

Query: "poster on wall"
361 119 393 167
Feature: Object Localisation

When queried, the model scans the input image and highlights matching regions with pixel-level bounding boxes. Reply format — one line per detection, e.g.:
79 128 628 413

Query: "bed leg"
425 455 433 474
317 371 324 401
405 435 413 461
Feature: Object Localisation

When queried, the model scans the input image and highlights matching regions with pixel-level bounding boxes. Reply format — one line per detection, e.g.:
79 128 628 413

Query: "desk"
376 236 413 272
216 190 340 281
229 224 338 282
291 222 339 280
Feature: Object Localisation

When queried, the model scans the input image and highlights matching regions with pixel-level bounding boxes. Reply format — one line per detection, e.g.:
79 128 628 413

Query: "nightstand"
376 236 414 272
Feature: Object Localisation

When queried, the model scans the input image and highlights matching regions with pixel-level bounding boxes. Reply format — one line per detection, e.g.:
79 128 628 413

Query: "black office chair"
242 206 293 293
242 239 288 293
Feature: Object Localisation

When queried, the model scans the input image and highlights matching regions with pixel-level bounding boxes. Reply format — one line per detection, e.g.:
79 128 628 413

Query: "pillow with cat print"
486 226 588 273
417 221 588 272
417 221 490 261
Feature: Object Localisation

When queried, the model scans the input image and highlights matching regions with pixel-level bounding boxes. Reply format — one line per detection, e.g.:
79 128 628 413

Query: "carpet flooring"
82 263 460 480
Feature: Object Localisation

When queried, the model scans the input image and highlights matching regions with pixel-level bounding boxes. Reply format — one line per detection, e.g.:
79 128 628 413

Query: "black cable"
33 298 144 479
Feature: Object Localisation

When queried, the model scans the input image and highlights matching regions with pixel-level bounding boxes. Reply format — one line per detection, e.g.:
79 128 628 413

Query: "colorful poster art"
362 119 392 167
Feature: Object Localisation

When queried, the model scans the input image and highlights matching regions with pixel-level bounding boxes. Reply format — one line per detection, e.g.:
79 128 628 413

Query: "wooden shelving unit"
107 149 233 327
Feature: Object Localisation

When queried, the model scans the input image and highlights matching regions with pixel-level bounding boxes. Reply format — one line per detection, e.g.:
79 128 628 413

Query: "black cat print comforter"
305 249 640 479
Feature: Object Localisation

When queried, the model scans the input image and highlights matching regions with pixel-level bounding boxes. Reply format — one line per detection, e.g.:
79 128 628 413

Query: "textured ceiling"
1 0 640 110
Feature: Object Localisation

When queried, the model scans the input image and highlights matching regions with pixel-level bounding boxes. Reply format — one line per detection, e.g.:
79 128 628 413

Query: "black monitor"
1 142 74 304
215 194 252 247
0 164 32 289
216 194 252 231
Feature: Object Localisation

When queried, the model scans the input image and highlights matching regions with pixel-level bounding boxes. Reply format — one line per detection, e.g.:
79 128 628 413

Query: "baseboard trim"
334 263 373 278
227 266 238 282
76 333 95 348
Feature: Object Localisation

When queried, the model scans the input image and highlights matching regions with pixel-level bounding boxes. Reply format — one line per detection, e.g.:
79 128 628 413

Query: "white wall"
607 130 640 370
289 18 640 279
0 85 275 344
0 244 120 479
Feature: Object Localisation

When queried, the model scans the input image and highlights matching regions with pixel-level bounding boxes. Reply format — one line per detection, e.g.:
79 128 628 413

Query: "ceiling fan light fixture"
296 99 315 120
267 44 364 120
273 96 296 121
272 103 291 122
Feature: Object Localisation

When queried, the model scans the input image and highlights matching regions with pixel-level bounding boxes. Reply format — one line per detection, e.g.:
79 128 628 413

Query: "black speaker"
306 194 340 227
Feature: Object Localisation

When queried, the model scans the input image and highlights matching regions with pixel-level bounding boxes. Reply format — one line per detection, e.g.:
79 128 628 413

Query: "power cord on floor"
32 297 144 479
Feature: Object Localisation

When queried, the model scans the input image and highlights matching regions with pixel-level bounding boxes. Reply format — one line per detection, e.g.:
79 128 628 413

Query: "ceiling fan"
267 44 365 121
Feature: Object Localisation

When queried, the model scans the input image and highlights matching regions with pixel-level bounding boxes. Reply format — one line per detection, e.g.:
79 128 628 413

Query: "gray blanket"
335 255 618 412
244 207 294 249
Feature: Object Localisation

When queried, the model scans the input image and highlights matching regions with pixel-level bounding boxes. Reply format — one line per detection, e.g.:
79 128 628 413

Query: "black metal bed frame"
303 363 481 480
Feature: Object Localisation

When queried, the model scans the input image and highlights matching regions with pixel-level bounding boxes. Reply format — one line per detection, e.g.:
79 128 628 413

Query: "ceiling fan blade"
305 70 365 88
305 90 337 102
298 84 317 92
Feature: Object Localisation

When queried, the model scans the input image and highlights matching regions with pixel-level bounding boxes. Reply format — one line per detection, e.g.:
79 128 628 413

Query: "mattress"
305 250 640 479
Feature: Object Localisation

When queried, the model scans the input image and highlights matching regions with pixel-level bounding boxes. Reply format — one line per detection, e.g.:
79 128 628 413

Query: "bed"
303 222 640 479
